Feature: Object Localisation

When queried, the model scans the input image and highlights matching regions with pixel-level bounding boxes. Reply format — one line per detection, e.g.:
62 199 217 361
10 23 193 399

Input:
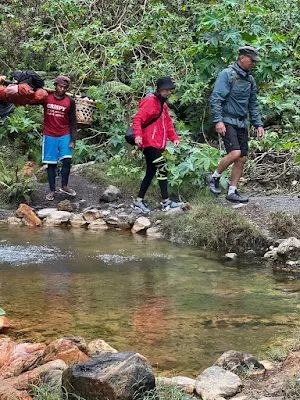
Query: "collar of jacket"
230 62 253 79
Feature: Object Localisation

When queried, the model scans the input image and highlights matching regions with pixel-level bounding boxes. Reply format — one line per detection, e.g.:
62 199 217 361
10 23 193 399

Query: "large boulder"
264 237 300 262
42 338 88 365
214 350 265 376
16 204 41 227
100 185 121 202
87 339 118 357
42 211 72 226
195 366 242 400
36 208 57 219
70 213 88 228
62 351 155 400
131 217 151 234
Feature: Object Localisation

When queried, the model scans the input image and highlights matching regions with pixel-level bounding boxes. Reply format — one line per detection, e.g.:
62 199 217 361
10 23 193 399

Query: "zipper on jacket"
152 126 157 140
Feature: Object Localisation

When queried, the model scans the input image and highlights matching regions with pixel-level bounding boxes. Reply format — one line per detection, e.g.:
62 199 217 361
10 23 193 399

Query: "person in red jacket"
132 77 183 214
42 76 77 201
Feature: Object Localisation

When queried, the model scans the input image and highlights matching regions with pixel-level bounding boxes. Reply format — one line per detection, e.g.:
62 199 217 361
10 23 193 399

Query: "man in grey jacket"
208 46 265 203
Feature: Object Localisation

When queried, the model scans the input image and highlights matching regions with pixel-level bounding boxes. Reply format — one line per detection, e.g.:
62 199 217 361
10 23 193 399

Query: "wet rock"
16 204 41 227
264 237 300 262
214 350 265 376
88 219 108 231
0 315 9 332
157 376 195 394
7 217 22 225
131 217 151 233
146 226 164 239
87 339 118 357
62 351 155 400
42 338 88 365
57 199 73 212
195 366 242 400
0 338 45 379
70 213 88 228
43 211 72 226
36 208 57 219
100 185 121 202
83 208 102 221
225 253 238 260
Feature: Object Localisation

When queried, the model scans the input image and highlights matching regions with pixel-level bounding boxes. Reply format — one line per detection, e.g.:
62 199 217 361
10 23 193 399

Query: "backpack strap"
228 66 254 90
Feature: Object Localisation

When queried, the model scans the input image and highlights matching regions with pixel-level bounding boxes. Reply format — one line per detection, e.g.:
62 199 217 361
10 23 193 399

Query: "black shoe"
226 190 249 203
206 175 221 195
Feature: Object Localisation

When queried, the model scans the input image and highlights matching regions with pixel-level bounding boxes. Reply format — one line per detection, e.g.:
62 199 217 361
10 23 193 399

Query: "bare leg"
231 156 246 187
216 150 241 174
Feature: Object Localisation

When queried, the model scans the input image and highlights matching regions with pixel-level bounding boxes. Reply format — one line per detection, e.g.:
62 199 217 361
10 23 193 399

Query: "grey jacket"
210 62 263 128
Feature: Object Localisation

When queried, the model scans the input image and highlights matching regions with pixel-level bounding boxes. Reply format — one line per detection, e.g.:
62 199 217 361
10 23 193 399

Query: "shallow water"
0 226 299 376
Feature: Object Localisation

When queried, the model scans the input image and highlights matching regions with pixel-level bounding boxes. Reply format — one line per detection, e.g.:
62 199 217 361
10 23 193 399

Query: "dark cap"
54 75 71 87
238 46 261 61
156 76 176 91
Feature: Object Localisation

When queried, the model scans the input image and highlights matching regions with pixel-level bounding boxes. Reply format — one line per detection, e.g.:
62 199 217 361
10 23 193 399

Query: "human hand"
215 122 226 136
69 141 75 149
135 136 143 146
174 140 180 148
257 127 264 141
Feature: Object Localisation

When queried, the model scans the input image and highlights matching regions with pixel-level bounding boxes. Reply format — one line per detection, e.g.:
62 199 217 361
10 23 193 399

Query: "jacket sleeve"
132 98 155 139
248 80 263 127
68 97 77 142
210 70 231 123
165 106 179 142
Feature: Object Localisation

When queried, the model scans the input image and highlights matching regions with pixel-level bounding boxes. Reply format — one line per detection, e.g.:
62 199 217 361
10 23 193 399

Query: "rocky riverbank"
0 333 299 400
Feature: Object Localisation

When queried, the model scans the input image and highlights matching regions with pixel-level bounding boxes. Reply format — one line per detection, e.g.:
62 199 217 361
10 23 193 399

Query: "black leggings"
138 147 168 199
47 158 71 192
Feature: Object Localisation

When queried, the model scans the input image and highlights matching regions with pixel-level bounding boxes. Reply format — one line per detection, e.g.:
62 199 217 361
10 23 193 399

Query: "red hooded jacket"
133 94 179 150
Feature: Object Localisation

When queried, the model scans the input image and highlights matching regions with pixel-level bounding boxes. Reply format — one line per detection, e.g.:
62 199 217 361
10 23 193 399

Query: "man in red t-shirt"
42 76 77 201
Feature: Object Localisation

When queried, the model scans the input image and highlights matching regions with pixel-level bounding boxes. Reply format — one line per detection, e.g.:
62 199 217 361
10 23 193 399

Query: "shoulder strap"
142 96 164 129
228 66 254 90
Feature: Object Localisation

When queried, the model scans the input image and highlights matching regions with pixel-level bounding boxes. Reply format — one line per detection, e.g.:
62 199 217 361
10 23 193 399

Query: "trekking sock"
212 171 221 178
228 186 237 195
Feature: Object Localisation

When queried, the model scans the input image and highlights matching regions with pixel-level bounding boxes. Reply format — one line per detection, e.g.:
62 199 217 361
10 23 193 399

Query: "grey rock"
131 217 151 233
157 376 195 394
88 219 108 231
43 211 72 226
195 366 242 400
62 336 88 354
42 359 68 388
87 339 118 357
70 214 88 228
62 351 155 400
214 350 265 376
100 185 121 202
225 253 238 260
57 199 74 212
36 208 57 219
146 226 164 239
83 208 102 222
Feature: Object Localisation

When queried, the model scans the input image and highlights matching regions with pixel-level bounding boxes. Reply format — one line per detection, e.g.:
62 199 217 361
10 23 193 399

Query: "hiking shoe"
132 200 150 214
226 190 249 203
59 187 76 197
161 199 184 211
206 175 221 195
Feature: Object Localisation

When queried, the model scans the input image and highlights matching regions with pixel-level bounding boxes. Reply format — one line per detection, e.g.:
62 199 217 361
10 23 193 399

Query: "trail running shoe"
226 190 249 203
161 199 184 211
59 187 76 197
132 199 150 214
206 175 221 195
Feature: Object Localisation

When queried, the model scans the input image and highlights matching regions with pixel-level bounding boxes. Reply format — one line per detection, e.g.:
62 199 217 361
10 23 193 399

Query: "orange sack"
28 89 48 104
5 83 35 105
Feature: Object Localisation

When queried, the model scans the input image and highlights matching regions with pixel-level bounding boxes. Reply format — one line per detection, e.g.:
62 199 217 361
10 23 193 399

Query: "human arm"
210 70 232 135
248 79 263 129
165 106 179 146
132 96 157 145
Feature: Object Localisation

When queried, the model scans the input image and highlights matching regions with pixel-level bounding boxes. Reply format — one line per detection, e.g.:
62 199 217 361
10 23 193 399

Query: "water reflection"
0 226 299 376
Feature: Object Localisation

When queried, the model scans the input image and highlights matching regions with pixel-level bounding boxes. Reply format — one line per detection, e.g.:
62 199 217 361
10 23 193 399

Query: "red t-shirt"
43 93 71 137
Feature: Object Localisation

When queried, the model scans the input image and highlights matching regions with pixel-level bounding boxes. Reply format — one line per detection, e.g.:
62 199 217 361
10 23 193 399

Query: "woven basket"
75 96 96 125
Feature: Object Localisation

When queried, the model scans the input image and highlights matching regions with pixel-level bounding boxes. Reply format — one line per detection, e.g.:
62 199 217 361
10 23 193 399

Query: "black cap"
156 76 176 91
238 46 261 61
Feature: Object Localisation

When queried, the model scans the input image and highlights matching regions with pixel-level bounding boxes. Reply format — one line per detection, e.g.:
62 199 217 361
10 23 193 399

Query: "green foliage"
268 212 300 238
143 381 188 400
284 372 300 400
0 157 33 204
29 383 86 400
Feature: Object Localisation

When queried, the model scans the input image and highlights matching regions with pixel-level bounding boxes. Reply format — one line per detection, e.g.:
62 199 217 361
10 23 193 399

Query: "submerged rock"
62 351 155 400
195 366 242 400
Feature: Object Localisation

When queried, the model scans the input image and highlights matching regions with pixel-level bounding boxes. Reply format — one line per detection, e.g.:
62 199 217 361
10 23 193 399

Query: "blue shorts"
42 134 72 164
